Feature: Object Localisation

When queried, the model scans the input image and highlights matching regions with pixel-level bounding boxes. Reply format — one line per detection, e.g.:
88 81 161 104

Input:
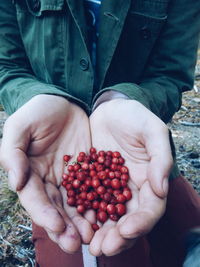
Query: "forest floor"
0 49 200 266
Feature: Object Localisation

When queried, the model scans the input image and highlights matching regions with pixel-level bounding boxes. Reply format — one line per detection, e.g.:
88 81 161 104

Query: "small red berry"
67 197 76 206
116 204 126 216
111 179 121 189
113 151 121 158
106 204 116 215
96 186 106 195
77 205 85 213
92 223 99 231
97 211 108 223
72 179 81 189
63 155 71 162
116 194 126 203
90 147 97 154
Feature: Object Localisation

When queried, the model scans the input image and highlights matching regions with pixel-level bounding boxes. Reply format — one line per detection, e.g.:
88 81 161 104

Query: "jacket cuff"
92 83 152 112
1 78 90 115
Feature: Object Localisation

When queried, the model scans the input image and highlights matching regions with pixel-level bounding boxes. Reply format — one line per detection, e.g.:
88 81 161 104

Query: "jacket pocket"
107 8 168 84
14 0 66 86
15 0 65 16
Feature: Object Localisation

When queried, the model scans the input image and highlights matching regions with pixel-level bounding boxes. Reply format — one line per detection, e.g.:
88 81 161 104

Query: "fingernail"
162 177 169 196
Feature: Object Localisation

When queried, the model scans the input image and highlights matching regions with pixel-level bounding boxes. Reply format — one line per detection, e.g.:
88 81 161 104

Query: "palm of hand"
1 95 94 253
88 99 172 256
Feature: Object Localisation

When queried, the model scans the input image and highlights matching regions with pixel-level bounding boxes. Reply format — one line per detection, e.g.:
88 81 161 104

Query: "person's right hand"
0 94 94 253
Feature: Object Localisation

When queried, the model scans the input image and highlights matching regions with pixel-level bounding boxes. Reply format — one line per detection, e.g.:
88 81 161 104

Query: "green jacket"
0 0 199 178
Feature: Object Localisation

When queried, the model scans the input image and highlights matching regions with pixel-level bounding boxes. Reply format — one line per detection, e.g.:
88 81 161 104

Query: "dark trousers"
32 176 200 267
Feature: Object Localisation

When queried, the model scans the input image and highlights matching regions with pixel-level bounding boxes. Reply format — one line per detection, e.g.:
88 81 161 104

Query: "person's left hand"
89 98 173 256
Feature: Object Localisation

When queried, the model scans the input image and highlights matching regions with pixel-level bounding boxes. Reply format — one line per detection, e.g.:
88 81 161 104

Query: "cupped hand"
0 95 94 253
89 99 173 256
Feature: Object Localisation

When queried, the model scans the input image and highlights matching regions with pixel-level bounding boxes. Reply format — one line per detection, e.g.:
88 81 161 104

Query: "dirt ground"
0 50 199 266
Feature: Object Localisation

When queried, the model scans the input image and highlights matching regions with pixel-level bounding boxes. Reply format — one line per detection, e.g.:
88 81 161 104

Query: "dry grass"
0 171 34 266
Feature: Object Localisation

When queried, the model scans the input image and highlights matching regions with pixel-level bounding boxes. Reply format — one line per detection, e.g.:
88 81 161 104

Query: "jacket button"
140 26 151 39
80 58 89 71
32 0 41 12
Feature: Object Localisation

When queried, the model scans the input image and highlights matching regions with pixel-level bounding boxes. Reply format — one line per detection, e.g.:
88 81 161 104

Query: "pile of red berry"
62 148 132 230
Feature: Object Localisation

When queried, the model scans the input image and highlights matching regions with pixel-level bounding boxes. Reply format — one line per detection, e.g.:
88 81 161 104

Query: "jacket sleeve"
0 1 71 115
93 0 200 123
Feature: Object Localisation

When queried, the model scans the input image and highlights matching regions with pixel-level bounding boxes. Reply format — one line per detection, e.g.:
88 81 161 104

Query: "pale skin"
0 95 173 256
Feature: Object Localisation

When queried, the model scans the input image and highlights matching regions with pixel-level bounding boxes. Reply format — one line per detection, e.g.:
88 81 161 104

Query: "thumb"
0 118 30 191
145 127 173 198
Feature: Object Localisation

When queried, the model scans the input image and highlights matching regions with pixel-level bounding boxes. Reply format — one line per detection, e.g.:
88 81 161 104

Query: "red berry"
76 172 85 181
68 165 74 172
123 189 132 200
67 190 76 197
62 173 69 180
91 153 98 161
73 179 81 189
90 147 97 154
98 150 106 157
92 178 101 188
77 205 85 213
81 162 89 170
103 192 112 202
97 156 105 164
99 201 107 211
110 164 118 171
116 204 126 216
96 186 106 195
62 180 67 187
85 178 92 187
111 179 121 189
109 171 115 179
113 151 121 158
63 155 71 162
98 171 107 180
92 223 99 231
121 166 129 174
109 214 119 221
116 194 126 203
73 163 81 171
97 211 108 223
92 200 100 210
67 197 76 206
106 204 116 215
65 184 73 190
121 174 129 181
80 184 88 192
79 191 87 200
87 192 95 201
76 198 84 205
104 159 111 167
121 180 128 187
112 157 119 164
114 171 121 178
84 200 92 209
102 179 111 188
79 152 86 158
77 156 84 162
118 157 125 165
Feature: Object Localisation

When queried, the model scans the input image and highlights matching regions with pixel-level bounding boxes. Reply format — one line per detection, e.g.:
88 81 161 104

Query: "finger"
89 224 113 256
119 181 166 239
101 227 136 256
0 118 30 191
18 171 66 234
60 186 94 244
144 124 173 198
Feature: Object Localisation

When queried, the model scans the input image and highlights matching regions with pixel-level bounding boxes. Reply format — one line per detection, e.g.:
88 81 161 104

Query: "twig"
18 224 32 231
179 121 200 127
